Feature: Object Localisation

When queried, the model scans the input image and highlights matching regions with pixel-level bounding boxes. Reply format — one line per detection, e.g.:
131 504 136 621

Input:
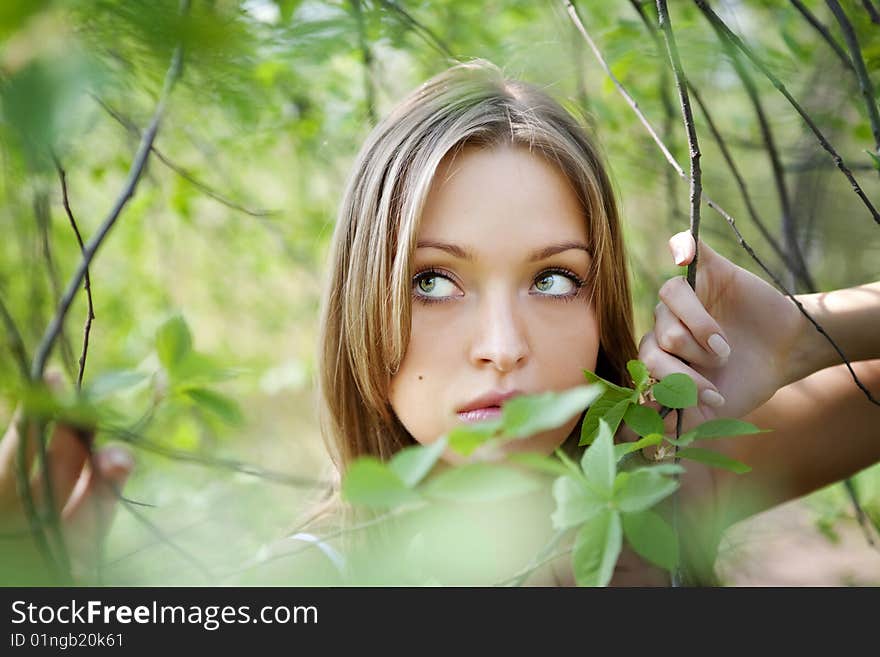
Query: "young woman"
313 59 880 584
1 60 878 586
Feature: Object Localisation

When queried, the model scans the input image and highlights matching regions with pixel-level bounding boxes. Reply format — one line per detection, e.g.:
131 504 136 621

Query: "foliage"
1 0 879 586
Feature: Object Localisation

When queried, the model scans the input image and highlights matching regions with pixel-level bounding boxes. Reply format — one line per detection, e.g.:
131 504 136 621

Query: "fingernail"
672 243 687 266
105 449 134 471
708 333 730 359
700 389 725 408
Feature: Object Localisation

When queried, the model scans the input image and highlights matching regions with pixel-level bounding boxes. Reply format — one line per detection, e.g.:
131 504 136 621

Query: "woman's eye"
532 272 578 296
414 272 460 299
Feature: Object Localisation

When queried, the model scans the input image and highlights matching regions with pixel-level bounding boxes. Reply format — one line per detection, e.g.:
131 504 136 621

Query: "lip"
456 389 523 422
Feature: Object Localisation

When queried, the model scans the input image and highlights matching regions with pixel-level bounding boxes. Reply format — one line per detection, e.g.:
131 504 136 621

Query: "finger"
658 277 730 361
35 423 92 514
63 446 133 528
669 231 695 266
639 332 726 418
652 302 720 368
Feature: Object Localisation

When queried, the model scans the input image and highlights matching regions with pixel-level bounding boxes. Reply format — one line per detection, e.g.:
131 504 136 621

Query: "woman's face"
388 144 601 459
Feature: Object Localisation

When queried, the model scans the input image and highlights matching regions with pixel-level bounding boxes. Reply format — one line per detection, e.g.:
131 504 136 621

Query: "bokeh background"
1 0 879 585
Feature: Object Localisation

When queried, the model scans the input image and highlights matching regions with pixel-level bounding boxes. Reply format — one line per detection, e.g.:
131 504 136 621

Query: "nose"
469 292 530 373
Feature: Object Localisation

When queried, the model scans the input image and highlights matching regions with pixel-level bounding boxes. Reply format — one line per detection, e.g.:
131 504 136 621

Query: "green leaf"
583 369 635 396
389 436 448 488
677 447 751 474
622 510 679 571
502 384 603 439
342 458 422 508
580 419 616 497
866 149 880 172
623 404 665 437
509 453 572 478
614 433 663 461
614 469 678 513
555 447 586 480
580 395 631 446
630 463 685 477
626 360 650 392
184 387 243 425
572 509 622 587
692 418 766 440
423 463 543 503
652 373 697 409
85 370 148 400
666 430 697 447
446 420 502 456
551 475 605 530
156 315 193 372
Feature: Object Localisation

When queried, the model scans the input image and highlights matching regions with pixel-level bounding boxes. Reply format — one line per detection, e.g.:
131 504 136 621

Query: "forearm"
787 282 880 384
713 359 880 525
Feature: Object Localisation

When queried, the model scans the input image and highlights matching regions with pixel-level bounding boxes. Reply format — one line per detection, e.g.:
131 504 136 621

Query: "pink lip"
456 389 523 423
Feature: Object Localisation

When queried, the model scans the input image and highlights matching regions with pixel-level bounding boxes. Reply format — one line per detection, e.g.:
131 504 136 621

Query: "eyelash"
410 267 587 305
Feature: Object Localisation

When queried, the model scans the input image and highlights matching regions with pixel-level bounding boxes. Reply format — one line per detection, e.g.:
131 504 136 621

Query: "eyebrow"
416 240 591 262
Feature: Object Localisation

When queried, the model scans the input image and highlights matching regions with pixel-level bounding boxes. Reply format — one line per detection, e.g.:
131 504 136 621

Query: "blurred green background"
1 0 879 585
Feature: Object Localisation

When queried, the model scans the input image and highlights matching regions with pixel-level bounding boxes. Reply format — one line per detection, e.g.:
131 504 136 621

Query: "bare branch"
349 0 378 125
378 0 454 59
565 0 880 408
862 0 880 25
105 425 332 490
695 0 880 225
706 23 815 291
790 1 854 72
0 294 29 380
826 1 880 159
91 95 278 218
31 43 184 383
656 0 703 290
33 191 78 381
54 160 95 391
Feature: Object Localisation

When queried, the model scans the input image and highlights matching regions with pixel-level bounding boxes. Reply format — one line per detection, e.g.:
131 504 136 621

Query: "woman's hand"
0 406 133 582
639 231 807 424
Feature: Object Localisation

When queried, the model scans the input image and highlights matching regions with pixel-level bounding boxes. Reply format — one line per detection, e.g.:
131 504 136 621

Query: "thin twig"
694 0 880 225
90 95 278 218
688 84 797 282
54 160 95 391
0 295 29 379
105 425 332 490
349 0 377 125
377 0 454 59
565 0 880 408
33 191 78 381
628 0 682 231
708 24 815 291
790 1 854 72
862 0 880 24
656 0 702 290
31 44 184 382
826 0 880 161
496 529 569 586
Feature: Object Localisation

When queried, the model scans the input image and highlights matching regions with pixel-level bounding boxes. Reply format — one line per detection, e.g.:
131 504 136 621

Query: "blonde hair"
317 59 637 473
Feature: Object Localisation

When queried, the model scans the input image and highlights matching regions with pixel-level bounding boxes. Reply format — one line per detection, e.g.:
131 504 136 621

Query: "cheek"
530 301 600 381
388 309 460 444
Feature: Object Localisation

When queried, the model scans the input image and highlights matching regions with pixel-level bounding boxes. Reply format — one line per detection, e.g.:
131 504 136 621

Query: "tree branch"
0 294 29 380
695 0 880 225
706 21 815 291
861 0 880 25
565 0 880 408
54 160 95 391
826 0 880 161
790 0 855 72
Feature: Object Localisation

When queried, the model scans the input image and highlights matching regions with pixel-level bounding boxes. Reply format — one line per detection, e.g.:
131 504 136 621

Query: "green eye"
533 272 577 296
413 271 459 300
